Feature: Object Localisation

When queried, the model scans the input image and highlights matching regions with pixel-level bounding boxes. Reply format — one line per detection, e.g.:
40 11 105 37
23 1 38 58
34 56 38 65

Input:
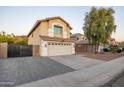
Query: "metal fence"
8 45 33 58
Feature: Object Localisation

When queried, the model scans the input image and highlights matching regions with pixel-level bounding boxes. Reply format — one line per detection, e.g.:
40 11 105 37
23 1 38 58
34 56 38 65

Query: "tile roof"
39 35 74 42
71 33 83 38
76 40 89 44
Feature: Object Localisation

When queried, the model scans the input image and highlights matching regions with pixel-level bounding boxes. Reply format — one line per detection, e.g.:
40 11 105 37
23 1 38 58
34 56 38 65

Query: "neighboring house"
28 16 75 56
109 38 118 45
71 33 89 44
71 33 97 53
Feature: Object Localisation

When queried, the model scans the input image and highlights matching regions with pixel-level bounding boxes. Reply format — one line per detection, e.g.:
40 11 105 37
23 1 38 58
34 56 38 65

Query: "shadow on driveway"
0 57 74 87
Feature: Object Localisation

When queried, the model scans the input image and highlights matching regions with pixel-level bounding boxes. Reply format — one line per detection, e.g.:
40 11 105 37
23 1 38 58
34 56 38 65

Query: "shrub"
15 40 28 45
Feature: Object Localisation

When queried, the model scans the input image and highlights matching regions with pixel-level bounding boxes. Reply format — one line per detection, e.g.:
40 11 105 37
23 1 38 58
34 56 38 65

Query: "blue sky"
0 6 124 41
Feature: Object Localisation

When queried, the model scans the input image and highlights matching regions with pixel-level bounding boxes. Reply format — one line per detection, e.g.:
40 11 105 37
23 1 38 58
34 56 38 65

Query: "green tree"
16 39 28 45
0 31 28 45
0 31 15 44
83 7 116 53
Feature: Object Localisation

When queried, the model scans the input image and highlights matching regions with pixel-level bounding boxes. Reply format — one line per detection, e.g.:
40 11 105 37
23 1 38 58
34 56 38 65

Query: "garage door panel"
48 43 72 56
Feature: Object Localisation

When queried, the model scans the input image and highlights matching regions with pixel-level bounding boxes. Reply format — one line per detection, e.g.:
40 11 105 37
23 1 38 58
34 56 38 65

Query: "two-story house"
28 16 75 56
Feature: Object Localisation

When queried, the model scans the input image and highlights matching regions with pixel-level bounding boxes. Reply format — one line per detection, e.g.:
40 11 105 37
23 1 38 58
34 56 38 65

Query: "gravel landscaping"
0 57 74 87
82 52 123 61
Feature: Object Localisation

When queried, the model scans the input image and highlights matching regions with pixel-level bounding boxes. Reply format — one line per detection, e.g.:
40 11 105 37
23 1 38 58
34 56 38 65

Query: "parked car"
122 47 124 51
103 47 110 52
110 45 123 53
118 46 123 53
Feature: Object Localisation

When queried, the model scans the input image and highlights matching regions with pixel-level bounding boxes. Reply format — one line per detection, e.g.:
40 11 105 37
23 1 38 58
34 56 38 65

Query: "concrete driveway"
49 54 104 70
18 56 124 87
0 57 74 87
1 54 122 87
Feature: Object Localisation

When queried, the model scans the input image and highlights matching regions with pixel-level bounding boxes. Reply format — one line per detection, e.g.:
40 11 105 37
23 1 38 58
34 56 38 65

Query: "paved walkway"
18 55 124 87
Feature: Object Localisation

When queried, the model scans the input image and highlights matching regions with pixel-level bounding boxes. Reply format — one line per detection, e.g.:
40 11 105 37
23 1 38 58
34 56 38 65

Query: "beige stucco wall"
48 19 71 38
28 21 50 45
28 18 71 45
32 45 40 57
39 21 49 36
0 43 8 59
28 23 41 45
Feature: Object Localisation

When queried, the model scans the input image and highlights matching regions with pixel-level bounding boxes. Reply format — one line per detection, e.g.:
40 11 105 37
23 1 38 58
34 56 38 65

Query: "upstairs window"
77 37 79 40
54 25 63 37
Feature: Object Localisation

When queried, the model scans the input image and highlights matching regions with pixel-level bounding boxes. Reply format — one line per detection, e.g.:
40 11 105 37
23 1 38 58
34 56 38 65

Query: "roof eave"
27 21 41 37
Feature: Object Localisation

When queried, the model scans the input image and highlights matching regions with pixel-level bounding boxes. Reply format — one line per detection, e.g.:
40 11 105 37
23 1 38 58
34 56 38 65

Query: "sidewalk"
18 56 124 87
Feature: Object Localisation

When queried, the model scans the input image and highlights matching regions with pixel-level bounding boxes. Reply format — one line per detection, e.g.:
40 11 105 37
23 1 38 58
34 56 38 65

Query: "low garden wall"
32 45 40 57
0 43 8 59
